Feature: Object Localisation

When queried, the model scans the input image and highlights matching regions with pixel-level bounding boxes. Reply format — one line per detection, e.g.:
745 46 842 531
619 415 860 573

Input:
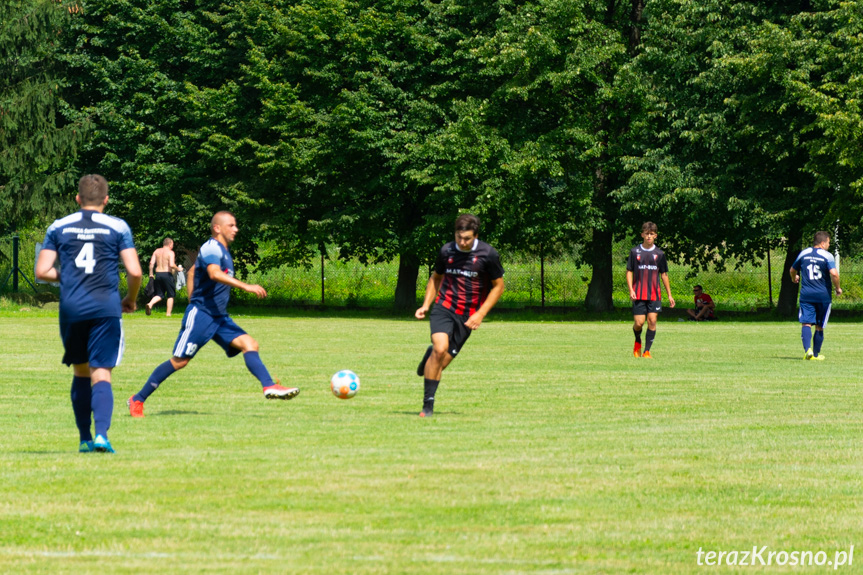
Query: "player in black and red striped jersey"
414 214 505 417
626 222 675 358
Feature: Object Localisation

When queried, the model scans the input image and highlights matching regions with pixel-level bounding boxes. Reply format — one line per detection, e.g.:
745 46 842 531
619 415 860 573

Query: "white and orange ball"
330 370 360 399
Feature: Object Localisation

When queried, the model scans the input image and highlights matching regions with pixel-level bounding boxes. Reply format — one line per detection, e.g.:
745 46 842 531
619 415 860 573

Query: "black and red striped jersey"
433 239 504 317
626 244 669 301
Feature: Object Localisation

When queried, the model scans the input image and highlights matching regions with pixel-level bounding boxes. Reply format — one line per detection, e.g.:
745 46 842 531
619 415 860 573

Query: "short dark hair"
641 221 657 233
814 231 830 245
78 174 108 206
693 285 703 291
162 237 173 246
455 214 480 235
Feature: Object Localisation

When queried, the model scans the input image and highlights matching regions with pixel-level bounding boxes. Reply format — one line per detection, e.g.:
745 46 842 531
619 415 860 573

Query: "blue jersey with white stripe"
190 238 233 316
42 209 135 322
791 247 836 303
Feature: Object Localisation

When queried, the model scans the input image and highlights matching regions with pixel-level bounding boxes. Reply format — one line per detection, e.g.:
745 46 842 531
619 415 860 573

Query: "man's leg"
89 367 115 452
166 297 174 317
801 323 813 358
813 326 825 357
643 313 659 355
71 364 93 450
421 332 454 417
146 295 162 315
129 357 189 417
633 314 646 357
231 334 298 399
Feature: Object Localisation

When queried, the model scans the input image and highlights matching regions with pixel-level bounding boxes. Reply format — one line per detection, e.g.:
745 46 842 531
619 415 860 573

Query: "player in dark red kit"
414 214 505 417
626 222 675 358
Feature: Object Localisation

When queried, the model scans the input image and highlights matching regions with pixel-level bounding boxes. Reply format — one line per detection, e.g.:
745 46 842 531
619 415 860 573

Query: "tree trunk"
394 252 421 311
585 226 615 312
776 229 802 317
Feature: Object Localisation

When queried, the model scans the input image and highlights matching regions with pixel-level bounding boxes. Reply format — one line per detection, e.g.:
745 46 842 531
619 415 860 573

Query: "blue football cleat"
79 440 95 453
93 435 115 453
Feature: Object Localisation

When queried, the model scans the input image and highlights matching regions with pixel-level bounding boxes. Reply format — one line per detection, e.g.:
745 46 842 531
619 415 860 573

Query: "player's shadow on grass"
151 410 205 416
394 410 458 416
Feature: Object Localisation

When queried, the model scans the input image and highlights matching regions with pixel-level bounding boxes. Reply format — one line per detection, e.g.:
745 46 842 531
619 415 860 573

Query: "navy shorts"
429 305 472 358
59 317 124 368
799 301 831 328
632 299 662 316
172 304 247 359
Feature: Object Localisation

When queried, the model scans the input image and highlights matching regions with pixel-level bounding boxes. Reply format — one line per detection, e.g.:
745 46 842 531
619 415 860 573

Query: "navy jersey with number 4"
190 238 234 316
434 239 504 318
42 209 135 323
792 247 836 304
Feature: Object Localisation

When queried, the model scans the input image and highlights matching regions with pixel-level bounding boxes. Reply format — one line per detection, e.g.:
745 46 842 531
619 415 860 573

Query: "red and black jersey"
433 239 504 318
626 244 668 301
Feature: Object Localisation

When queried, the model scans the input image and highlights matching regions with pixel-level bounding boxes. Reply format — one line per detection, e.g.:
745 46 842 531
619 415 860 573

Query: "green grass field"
2 312 863 574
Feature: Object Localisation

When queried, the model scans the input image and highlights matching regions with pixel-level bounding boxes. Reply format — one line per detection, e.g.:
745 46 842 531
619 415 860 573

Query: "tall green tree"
622 0 829 315
1 0 88 231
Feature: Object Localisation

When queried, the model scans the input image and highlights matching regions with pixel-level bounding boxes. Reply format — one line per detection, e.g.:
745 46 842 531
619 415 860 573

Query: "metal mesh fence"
5 235 863 311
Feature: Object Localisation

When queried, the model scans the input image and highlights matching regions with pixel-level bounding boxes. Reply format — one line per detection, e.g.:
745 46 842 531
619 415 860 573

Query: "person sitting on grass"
686 285 716 321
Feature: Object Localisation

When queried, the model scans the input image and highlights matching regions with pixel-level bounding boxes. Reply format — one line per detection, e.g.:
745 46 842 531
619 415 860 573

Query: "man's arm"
661 272 675 308
415 272 444 319
626 270 636 300
148 250 158 277
830 268 842 295
186 264 195 296
169 250 182 273
465 276 505 330
121 247 143 313
35 249 59 282
207 263 266 298
789 267 799 284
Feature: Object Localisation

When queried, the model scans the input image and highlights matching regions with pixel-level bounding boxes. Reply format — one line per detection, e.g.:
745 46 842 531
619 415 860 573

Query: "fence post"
320 249 325 306
767 245 773 308
12 235 19 293
540 246 545 309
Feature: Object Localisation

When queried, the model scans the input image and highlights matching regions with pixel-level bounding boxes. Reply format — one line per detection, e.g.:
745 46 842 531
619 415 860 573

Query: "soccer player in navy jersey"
626 222 675 358
790 231 841 360
35 175 143 453
128 211 298 417
414 214 505 417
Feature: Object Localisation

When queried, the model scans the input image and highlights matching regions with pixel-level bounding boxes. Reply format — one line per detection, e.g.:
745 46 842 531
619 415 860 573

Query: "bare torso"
150 246 176 273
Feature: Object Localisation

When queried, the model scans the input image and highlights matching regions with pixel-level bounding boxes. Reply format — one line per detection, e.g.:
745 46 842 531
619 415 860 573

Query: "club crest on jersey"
472 256 478 263
447 257 454 264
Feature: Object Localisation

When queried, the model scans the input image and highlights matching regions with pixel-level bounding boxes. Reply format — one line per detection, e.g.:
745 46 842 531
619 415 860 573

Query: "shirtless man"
146 237 183 317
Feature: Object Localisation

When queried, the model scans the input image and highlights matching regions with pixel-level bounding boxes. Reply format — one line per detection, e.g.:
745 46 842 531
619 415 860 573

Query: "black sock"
417 345 433 377
644 329 656 351
423 378 440 413
633 328 642 344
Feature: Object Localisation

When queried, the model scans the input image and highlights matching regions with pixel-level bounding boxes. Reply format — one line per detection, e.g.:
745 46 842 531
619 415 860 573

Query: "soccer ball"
331 370 360 399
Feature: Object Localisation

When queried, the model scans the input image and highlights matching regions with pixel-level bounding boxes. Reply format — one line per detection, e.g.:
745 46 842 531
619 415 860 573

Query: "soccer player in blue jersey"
128 211 298 417
35 174 143 453
626 222 675 358
790 231 842 360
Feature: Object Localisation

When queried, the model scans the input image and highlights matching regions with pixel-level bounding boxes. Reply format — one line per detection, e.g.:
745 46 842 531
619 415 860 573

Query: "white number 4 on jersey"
75 243 96 274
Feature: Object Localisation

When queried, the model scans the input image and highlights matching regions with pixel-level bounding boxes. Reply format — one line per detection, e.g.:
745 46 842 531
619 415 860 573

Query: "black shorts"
153 272 176 299
429 305 472 358
632 299 662 316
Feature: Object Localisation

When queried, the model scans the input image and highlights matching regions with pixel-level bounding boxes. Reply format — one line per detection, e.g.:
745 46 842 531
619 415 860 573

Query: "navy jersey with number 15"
792 247 836 303
42 209 135 323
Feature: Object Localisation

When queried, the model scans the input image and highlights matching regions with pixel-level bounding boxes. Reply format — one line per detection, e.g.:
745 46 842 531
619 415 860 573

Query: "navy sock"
633 328 642 344
813 330 825 355
135 360 177 402
423 378 440 413
644 329 656 351
802 325 812 351
70 376 92 442
91 381 113 438
244 351 274 387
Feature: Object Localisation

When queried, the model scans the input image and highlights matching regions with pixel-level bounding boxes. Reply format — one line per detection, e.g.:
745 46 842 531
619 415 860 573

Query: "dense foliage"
5 0 862 311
